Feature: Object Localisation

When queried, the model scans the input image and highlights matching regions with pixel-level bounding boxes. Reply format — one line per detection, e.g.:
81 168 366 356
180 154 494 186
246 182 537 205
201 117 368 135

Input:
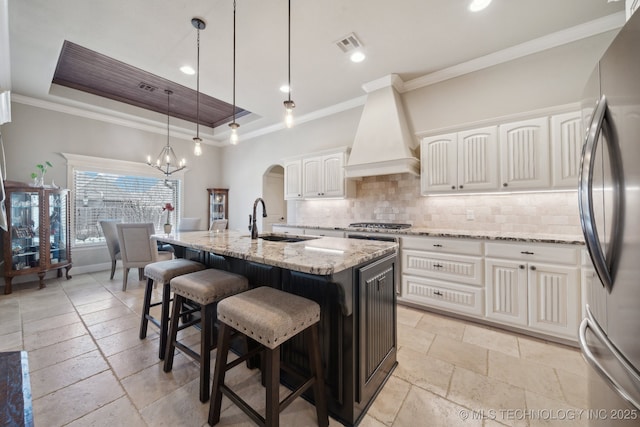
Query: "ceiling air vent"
138 82 158 92
335 33 362 53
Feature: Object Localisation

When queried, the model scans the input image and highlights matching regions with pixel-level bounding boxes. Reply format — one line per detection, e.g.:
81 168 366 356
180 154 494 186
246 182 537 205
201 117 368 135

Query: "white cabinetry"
284 148 353 200
304 228 345 238
401 236 484 316
421 126 498 194
284 160 303 200
499 117 550 190
485 242 580 339
551 111 584 188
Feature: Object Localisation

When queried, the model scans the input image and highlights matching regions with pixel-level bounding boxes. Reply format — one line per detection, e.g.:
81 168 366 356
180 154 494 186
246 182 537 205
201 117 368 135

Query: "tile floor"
0 270 591 427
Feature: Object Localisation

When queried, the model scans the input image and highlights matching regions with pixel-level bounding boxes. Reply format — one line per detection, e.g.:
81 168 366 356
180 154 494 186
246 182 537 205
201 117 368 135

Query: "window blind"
73 170 180 244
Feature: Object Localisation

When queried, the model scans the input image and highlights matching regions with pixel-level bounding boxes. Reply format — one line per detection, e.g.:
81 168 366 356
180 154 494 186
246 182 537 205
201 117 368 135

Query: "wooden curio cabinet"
207 188 228 230
1 183 72 294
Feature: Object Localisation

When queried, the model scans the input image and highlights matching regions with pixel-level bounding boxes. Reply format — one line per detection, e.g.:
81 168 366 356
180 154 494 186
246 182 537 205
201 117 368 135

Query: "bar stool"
208 286 328 427
141 259 206 359
163 268 249 402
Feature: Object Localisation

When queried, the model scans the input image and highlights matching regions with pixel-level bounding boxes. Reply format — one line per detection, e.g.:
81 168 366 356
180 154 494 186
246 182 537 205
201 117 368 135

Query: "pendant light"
192 17 206 156
283 0 295 128
147 90 186 176
229 0 240 145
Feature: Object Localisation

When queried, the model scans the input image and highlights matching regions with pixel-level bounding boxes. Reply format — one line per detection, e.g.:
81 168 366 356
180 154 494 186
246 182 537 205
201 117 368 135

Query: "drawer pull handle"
434 290 443 296
433 244 443 247
433 264 443 268
521 251 535 255
530 265 537 271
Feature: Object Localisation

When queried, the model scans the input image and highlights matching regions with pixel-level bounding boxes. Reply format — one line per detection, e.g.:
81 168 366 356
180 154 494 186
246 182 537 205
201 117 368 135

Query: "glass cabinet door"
208 188 229 229
48 191 68 265
9 190 40 271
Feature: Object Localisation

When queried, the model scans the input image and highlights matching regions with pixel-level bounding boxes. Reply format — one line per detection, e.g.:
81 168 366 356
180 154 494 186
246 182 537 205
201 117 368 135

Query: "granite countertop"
276 224 585 245
153 230 398 275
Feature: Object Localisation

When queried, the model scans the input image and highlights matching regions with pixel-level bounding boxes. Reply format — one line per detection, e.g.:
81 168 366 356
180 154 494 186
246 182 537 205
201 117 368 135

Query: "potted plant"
30 161 52 187
162 202 175 234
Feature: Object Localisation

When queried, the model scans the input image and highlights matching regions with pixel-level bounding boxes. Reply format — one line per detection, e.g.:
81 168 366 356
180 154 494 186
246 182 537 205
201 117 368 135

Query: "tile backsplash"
290 174 582 236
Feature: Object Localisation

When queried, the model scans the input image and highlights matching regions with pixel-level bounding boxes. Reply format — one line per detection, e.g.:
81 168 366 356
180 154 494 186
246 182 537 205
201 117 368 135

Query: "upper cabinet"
421 127 498 194
285 148 354 200
284 159 303 200
421 110 581 195
550 111 584 189
499 117 550 190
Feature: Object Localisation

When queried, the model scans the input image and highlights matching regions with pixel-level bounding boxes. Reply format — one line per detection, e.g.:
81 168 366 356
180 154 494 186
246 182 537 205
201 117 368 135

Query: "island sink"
259 233 319 243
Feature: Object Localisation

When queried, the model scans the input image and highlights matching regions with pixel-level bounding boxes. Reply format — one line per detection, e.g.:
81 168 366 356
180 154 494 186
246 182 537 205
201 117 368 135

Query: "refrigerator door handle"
579 308 640 410
579 94 613 291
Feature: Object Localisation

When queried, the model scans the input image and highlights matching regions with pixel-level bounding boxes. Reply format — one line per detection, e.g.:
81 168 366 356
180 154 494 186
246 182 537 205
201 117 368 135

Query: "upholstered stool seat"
164 268 249 403
140 259 206 359
208 286 328 427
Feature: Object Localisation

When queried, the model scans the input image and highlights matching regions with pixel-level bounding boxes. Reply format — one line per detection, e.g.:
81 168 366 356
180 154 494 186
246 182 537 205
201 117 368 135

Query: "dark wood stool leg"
208 323 232 426
199 303 214 402
163 294 183 372
158 282 172 360
308 324 329 427
139 278 153 339
265 346 280 427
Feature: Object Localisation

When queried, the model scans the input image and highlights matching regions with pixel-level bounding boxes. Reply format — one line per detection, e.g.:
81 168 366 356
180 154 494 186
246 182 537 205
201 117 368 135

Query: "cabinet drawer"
402 250 483 286
485 242 579 265
401 236 483 255
304 228 345 238
402 275 484 316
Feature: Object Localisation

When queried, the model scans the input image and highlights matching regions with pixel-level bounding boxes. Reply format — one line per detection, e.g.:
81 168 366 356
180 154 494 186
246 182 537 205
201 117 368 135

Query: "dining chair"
177 217 201 231
116 223 173 291
99 219 122 280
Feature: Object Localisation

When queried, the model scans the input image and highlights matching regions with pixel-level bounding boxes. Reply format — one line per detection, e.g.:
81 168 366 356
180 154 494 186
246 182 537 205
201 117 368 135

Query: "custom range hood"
345 74 419 178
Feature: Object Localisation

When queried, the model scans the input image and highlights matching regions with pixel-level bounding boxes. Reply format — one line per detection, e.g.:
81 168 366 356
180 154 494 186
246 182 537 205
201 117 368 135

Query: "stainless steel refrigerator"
578 9 640 426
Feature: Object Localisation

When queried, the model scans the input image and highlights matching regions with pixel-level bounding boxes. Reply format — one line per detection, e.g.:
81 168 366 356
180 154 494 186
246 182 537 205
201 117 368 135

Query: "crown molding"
403 11 625 92
12 93 225 146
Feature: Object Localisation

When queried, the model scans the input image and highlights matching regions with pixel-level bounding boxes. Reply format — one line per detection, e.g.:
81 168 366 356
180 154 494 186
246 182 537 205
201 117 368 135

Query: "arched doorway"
261 165 285 232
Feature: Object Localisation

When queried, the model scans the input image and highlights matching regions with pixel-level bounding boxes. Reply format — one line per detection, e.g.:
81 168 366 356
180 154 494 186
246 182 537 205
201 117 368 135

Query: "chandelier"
147 89 186 176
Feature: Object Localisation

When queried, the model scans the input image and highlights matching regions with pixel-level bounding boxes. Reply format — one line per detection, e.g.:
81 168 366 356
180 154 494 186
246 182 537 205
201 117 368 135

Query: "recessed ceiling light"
469 0 492 12
180 65 195 75
350 51 366 63
280 84 290 93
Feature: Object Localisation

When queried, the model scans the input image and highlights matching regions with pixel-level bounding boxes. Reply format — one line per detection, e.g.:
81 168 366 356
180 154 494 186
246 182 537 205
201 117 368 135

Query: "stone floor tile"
462 324 520 358
394 385 482 427
416 311 467 341
367 375 411 425
65 396 147 427
518 336 588 377
397 305 424 327
398 321 436 353
428 335 488 375
393 346 454 397
28 334 97 372
23 321 88 351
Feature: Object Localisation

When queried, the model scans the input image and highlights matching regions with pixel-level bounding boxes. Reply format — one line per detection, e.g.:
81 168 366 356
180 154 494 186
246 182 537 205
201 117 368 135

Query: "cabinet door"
47 190 70 266
421 133 458 193
321 154 345 197
485 259 528 326
302 156 323 198
551 111 583 188
6 189 41 272
527 263 579 338
457 126 498 191
499 117 550 189
284 160 302 200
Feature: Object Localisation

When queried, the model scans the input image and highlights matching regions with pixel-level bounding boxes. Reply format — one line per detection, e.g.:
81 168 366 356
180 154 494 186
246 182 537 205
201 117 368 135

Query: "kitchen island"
154 230 399 426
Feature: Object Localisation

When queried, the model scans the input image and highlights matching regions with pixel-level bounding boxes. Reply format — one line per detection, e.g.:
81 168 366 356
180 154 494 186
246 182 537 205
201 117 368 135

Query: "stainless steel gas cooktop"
348 222 412 230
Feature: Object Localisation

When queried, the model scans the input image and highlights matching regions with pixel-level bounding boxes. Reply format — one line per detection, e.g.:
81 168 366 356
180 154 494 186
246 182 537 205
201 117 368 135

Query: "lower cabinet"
400 236 484 317
400 235 583 342
485 242 580 340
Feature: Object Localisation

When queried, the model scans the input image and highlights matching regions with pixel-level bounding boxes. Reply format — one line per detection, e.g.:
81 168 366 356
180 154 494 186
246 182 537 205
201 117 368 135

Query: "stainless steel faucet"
250 197 267 239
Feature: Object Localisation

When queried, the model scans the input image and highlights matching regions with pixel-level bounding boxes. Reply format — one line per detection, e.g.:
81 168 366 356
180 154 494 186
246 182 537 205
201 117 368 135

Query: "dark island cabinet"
1 183 72 294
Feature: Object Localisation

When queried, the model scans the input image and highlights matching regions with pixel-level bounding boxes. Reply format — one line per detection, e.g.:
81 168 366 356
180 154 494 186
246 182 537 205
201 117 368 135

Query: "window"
62 153 183 246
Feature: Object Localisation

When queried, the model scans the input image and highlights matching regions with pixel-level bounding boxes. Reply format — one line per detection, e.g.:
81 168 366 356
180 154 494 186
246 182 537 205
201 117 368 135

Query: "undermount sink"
259 234 319 243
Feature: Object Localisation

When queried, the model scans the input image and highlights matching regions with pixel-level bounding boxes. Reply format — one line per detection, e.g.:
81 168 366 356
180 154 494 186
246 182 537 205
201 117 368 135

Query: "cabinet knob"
503 183 508 187
459 185 464 189
519 265 525 269
451 186 456 190
530 265 537 271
